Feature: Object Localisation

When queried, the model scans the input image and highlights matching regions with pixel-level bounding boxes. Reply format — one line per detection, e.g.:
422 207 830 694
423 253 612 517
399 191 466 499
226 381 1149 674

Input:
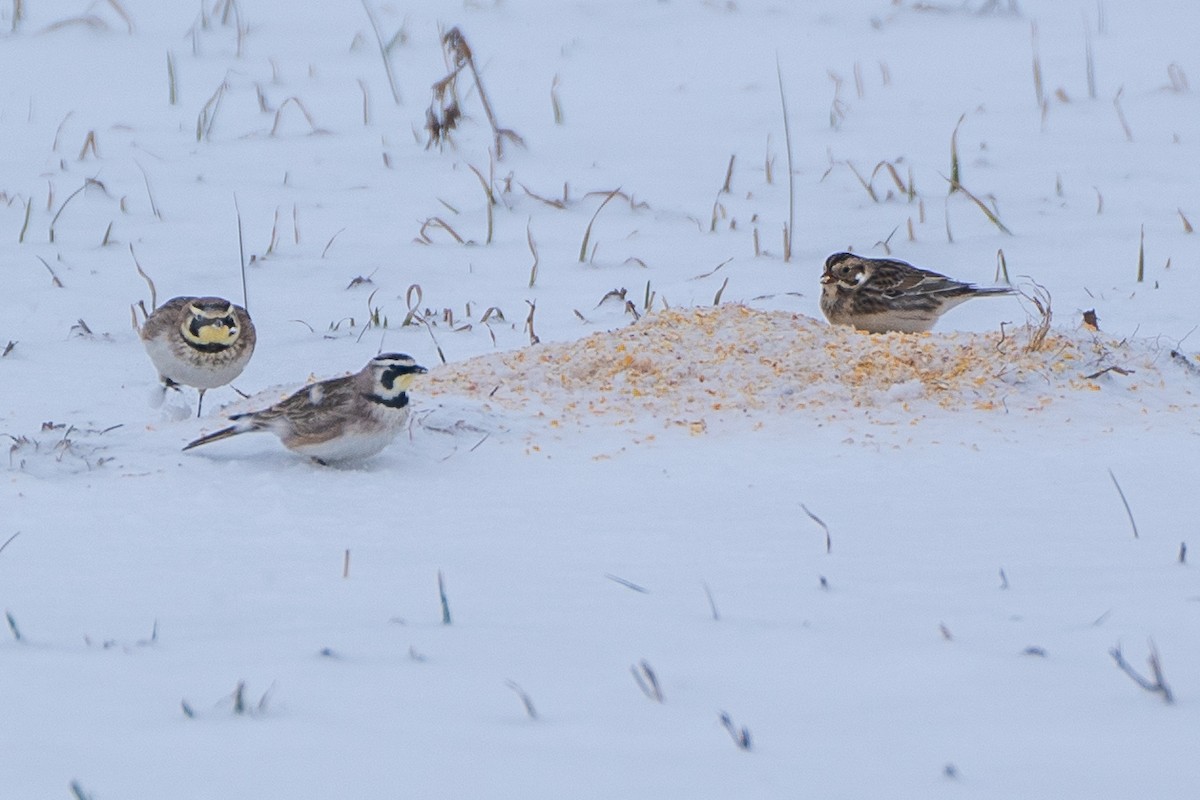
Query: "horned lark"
183 353 427 464
141 296 256 416
820 252 1013 334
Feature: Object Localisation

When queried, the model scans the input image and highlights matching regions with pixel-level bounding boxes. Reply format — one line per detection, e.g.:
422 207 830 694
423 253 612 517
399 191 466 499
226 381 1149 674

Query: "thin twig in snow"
1110 641 1174 703
631 660 664 703
719 711 752 751
1108 469 1139 539
506 680 538 720
801 503 832 554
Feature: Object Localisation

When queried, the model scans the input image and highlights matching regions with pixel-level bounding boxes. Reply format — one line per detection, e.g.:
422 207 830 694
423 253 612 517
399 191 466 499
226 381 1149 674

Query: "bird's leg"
310 457 330 467
196 388 207 418
153 376 180 409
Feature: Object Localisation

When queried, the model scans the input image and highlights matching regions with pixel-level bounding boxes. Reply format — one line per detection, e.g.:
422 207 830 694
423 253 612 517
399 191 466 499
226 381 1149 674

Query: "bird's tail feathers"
972 285 1016 296
183 423 249 452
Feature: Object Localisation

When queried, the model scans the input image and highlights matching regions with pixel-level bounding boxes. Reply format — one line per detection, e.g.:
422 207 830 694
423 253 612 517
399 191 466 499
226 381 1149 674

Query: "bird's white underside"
289 430 398 462
143 336 246 389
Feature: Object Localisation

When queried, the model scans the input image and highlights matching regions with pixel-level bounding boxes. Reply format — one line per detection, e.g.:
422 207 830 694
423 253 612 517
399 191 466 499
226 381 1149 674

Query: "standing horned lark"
141 296 256 416
183 353 427 464
820 252 1013 334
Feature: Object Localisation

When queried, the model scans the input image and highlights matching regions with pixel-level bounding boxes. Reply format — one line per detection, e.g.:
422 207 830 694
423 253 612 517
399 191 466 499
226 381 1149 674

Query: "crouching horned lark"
820 252 1013 334
183 353 427 464
141 296 256 416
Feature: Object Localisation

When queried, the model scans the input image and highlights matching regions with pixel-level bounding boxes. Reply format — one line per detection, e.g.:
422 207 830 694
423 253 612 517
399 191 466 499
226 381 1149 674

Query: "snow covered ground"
2 0 1199 797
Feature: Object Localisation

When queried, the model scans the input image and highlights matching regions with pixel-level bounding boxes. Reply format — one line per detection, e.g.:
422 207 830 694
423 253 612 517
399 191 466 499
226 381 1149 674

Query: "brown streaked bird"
140 296 256 416
183 353 427 465
819 252 1014 334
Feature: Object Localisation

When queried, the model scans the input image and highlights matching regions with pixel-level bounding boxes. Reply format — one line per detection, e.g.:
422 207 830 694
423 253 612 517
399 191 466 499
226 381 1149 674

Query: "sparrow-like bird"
183 353 427 464
140 296 256 416
819 252 1013 333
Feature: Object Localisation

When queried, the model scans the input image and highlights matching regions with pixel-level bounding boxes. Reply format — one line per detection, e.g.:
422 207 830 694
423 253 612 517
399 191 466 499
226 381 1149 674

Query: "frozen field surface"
2 1 1199 797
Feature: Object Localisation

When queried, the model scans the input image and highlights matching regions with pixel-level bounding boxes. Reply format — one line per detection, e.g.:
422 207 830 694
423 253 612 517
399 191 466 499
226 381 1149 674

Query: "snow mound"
426 304 1190 426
